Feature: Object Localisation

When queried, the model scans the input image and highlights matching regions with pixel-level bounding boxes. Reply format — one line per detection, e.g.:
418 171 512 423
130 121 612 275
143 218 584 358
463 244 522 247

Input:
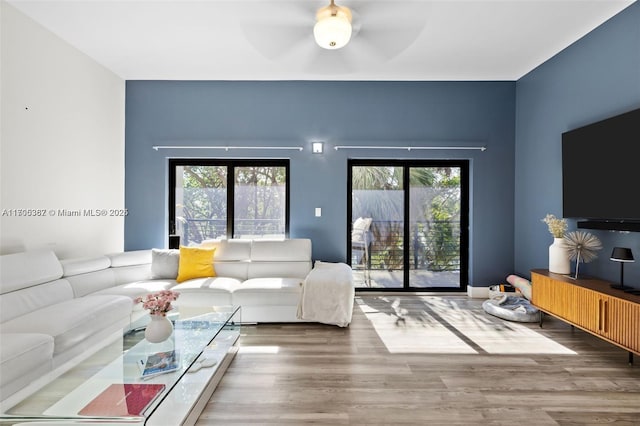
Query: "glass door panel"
233 166 286 239
351 166 404 288
173 165 227 245
409 166 462 288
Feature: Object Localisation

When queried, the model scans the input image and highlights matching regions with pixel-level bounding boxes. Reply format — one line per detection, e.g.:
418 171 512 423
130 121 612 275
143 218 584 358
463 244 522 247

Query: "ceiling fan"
241 1 430 74
313 0 353 50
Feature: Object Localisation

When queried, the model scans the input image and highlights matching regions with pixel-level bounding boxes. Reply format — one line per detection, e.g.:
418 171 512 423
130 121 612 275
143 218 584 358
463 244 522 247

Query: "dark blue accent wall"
515 2 640 286
125 81 516 287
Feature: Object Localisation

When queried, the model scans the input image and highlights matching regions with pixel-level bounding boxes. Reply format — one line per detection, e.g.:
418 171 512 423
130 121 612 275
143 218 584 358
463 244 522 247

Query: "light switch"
315 208 322 217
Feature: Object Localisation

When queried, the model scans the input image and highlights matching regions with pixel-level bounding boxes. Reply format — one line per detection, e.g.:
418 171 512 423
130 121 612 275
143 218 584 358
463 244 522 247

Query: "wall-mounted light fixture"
312 142 324 154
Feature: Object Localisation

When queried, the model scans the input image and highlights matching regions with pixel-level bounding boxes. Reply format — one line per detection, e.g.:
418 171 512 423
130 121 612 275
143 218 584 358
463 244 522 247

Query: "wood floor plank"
196 295 640 425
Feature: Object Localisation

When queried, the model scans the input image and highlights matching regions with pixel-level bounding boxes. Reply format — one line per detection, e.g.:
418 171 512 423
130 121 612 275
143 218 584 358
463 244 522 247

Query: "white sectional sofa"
0 238 354 406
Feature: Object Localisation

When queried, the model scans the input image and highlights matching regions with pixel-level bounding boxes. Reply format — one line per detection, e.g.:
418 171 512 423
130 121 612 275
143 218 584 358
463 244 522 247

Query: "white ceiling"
7 0 636 81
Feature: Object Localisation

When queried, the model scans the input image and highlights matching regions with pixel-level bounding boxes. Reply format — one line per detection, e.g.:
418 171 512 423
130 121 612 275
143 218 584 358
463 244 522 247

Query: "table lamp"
610 247 634 290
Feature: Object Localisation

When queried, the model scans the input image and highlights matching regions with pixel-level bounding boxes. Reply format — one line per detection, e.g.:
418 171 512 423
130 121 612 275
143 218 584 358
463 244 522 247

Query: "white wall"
0 2 125 258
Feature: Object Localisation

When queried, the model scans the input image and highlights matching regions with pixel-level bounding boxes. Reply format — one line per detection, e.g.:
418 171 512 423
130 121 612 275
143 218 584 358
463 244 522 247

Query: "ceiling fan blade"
240 1 317 60
301 47 358 75
349 1 431 60
355 26 423 61
242 23 311 60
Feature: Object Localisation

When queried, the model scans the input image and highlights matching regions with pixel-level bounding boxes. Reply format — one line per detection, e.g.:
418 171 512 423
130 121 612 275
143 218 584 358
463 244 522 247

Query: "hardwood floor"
197 295 640 425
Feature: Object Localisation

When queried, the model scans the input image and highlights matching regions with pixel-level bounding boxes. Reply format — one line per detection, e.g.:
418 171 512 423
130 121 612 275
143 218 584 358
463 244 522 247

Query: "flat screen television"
562 107 640 225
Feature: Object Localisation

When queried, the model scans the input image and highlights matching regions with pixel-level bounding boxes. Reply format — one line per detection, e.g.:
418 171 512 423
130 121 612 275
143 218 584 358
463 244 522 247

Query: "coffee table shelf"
0 305 241 425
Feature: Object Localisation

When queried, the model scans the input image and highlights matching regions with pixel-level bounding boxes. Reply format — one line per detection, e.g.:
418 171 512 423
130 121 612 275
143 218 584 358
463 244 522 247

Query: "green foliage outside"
423 170 461 271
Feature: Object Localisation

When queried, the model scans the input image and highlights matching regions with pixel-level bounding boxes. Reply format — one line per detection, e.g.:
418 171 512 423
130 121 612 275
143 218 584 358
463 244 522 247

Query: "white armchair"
351 217 372 286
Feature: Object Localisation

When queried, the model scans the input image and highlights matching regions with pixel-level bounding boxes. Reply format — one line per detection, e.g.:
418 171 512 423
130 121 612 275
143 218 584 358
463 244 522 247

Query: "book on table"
78 383 166 417
139 349 180 379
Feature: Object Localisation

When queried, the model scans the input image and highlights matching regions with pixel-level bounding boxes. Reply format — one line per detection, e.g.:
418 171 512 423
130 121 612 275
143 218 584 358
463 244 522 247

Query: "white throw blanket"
297 261 355 327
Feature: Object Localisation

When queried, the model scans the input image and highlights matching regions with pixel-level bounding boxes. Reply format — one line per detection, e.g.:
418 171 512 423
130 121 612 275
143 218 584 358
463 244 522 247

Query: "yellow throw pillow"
176 246 216 283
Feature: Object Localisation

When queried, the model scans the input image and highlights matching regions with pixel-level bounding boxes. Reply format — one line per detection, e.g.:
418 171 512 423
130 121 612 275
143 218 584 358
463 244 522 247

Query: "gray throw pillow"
151 249 179 279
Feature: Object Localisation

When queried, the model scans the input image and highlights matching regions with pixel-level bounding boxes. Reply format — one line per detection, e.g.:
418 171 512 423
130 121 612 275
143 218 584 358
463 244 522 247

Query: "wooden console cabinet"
531 269 640 360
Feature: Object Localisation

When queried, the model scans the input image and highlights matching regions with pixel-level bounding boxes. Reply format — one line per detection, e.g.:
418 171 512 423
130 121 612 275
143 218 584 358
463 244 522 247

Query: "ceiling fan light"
314 8 352 50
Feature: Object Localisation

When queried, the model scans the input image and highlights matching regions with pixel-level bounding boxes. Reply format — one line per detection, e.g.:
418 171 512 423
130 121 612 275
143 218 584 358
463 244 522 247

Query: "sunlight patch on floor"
463 324 577 355
357 298 476 354
357 296 577 355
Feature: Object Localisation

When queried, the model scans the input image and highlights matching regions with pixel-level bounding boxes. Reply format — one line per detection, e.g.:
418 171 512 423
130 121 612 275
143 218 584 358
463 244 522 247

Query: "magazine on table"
138 350 180 379
78 383 166 416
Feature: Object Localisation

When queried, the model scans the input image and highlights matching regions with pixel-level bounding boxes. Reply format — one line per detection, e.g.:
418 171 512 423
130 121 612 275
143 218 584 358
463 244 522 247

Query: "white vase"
549 237 570 274
145 314 173 343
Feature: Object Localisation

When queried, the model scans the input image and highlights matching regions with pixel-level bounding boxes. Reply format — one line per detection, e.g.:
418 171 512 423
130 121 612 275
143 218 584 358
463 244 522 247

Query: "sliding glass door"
349 160 468 291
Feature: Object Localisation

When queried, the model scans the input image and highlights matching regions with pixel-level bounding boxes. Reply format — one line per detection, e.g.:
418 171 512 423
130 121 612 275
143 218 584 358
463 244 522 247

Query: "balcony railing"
353 220 460 272
178 218 284 245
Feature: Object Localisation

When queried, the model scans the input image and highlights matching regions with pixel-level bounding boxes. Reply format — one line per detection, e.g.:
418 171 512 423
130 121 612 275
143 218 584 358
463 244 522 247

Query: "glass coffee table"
1 305 241 425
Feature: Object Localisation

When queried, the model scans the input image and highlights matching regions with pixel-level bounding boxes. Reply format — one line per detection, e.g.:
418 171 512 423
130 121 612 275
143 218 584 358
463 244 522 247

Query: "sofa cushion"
107 250 151 267
247 239 312 279
171 276 239 293
112 264 152 285
151 249 179 279
248 262 311 279
250 239 311 262
65 268 116 298
171 276 239 308
91 280 177 310
232 278 303 306
0 279 74 323
0 295 132 355
0 250 63 294
62 254 152 296
211 261 250 281
177 246 216 283
61 256 111 277
200 239 251 261
200 240 252 280
0 333 54 394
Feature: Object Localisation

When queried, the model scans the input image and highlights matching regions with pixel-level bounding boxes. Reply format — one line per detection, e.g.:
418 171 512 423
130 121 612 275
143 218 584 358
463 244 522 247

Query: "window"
169 159 289 245
348 159 468 291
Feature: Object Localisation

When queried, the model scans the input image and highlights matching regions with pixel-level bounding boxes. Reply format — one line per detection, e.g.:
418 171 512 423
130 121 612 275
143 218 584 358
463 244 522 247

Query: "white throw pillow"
151 249 179 279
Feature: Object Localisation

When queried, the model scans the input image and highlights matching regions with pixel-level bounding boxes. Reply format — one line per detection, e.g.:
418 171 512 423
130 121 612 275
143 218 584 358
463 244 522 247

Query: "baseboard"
467 286 490 299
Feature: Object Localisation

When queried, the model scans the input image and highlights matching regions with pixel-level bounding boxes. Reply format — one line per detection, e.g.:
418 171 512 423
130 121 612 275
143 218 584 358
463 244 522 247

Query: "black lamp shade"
610 247 634 262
